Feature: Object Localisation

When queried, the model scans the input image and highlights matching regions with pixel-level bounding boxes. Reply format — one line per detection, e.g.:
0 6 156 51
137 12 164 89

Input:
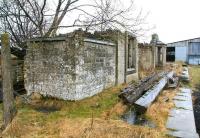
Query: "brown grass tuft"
101 101 128 120
58 118 165 138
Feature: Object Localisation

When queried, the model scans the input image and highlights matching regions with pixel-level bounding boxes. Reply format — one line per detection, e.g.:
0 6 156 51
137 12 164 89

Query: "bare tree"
0 0 149 52
0 0 81 45
70 0 149 37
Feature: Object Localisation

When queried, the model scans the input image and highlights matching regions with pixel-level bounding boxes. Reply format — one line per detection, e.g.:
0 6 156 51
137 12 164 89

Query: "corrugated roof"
167 37 200 44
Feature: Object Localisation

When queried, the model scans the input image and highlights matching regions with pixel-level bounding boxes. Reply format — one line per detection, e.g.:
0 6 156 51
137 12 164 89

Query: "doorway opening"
166 47 175 62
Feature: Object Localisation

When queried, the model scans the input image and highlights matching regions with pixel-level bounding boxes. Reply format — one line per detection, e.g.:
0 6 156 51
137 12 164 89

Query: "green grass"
0 103 2 126
0 85 125 137
179 66 200 89
189 66 200 89
0 85 124 128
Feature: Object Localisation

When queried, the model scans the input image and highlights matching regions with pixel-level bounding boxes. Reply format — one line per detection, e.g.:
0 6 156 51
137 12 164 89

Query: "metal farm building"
166 37 200 65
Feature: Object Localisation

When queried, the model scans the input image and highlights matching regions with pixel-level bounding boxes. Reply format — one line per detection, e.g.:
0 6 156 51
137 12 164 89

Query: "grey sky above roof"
135 0 200 43
53 0 200 44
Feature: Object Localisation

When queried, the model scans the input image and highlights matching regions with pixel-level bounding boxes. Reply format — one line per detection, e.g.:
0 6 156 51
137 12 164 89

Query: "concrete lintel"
84 38 115 46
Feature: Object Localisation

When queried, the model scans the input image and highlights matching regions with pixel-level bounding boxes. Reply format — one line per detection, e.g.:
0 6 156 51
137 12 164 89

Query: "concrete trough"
134 71 174 113
166 88 199 138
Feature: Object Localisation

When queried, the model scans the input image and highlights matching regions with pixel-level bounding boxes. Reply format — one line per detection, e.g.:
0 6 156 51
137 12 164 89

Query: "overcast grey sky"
135 0 200 43
57 0 200 43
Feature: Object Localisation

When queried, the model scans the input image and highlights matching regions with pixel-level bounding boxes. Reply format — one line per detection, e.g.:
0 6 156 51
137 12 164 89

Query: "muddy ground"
193 85 200 134
189 66 200 135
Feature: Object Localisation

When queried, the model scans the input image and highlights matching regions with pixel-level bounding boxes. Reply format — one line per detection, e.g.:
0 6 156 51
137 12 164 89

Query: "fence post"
1 33 16 129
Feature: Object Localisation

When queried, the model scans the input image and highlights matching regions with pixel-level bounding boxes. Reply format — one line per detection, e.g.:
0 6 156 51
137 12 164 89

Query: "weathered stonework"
138 41 167 71
25 35 116 100
25 31 139 101
138 44 155 70
74 39 116 100
116 32 139 84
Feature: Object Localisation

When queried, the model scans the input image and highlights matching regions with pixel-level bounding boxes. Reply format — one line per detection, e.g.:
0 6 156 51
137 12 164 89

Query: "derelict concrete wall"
74 39 116 100
126 35 139 83
24 37 116 100
139 46 155 70
24 40 77 100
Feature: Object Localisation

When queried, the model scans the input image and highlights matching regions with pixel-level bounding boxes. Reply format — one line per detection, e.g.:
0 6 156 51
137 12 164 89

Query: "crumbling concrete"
134 71 174 113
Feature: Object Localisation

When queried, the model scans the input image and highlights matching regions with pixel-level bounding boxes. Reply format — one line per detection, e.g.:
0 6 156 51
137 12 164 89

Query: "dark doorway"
166 47 175 62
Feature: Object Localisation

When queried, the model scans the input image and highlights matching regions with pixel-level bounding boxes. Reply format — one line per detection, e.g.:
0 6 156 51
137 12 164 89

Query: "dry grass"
3 117 166 138
1 84 134 138
164 62 183 75
58 118 165 138
145 89 177 132
139 67 155 79
1 65 186 138
189 66 200 88
1 83 168 138
101 101 128 120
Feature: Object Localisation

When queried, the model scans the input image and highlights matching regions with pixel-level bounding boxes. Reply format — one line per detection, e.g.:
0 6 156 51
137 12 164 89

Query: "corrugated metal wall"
175 46 187 62
188 42 200 65
167 38 200 65
167 41 188 62
188 56 200 65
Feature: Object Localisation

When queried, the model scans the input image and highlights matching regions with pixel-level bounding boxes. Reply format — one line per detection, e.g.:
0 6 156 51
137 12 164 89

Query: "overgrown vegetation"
0 84 168 137
0 85 122 136
145 89 176 132
189 66 200 89
3 64 197 137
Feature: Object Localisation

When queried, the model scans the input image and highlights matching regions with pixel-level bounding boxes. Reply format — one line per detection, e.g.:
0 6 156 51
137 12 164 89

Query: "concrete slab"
174 100 193 110
168 130 199 138
166 88 199 138
173 90 193 110
174 95 189 101
167 109 196 132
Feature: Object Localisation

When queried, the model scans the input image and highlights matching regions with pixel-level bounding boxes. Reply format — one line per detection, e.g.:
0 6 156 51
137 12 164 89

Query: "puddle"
121 107 156 128
34 106 61 113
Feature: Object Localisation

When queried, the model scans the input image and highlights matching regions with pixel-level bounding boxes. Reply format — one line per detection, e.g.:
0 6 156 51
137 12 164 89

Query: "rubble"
119 72 163 104
180 67 190 82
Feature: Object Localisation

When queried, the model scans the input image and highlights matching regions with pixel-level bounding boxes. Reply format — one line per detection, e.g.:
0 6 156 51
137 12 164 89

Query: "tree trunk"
1 33 16 129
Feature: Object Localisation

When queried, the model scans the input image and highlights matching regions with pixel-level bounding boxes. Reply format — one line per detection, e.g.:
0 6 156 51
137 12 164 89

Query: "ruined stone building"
24 31 138 100
138 34 166 70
